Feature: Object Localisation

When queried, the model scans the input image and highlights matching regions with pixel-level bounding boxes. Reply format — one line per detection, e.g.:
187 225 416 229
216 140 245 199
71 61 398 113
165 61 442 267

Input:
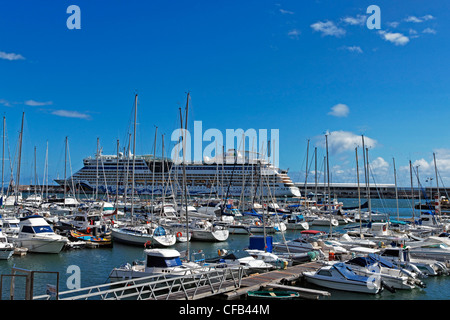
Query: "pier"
26 262 329 301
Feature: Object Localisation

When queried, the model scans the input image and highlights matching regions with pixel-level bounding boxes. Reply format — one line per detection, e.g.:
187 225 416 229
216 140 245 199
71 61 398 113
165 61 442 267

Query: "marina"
1 194 450 302
2 2 450 312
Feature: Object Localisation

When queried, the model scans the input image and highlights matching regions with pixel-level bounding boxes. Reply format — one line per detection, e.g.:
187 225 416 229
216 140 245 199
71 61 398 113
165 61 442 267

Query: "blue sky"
1 0 450 188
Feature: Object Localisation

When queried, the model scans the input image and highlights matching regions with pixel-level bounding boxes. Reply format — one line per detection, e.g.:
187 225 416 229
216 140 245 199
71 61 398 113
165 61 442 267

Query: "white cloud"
404 16 423 23
287 29 301 39
404 15 435 23
423 28 437 34
378 31 410 46
387 21 400 28
279 9 294 15
370 157 389 172
51 110 91 120
24 100 53 106
0 51 25 61
328 104 350 117
311 21 346 37
341 14 366 26
317 131 377 155
0 99 11 107
342 45 363 53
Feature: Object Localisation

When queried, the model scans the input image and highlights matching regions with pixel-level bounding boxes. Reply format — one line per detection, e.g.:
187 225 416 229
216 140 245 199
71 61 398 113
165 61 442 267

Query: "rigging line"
367 163 390 216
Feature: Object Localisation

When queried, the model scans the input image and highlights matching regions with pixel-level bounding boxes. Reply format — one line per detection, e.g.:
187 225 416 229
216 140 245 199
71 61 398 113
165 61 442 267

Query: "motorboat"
379 246 448 277
111 223 176 247
335 233 378 249
205 250 276 274
58 209 106 232
303 262 383 294
2 216 20 239
310 215 338 227
108 248 205 282
13 215 68 253
273 231 324 254
189 219 229 242
0 221 14 259
406 236 450 262
344 256 420 290
282 213 309 230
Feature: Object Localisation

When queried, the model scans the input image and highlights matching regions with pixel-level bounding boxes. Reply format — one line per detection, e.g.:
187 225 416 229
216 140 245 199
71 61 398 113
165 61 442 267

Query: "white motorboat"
245 249 291 268
406 236 450 262
13 215 68 253
58 209 105 232
189 219 229 242
336 233 378 249
111 223 176 247
310 215 338 227
273 232 324 254
283 213 309 230
380 246 449 277
0 222 14 260
2 216 20 239
108 248 205 282
344 256 419 290
205 250 276 274
48 197 80 216
303 262 382 294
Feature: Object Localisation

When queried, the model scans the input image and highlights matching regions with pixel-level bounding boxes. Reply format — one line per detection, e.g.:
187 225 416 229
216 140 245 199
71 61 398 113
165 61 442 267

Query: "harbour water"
1 197 450 301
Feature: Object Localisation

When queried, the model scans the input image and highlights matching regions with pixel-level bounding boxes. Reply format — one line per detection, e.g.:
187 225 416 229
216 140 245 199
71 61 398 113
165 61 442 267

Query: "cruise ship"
56 149 301 198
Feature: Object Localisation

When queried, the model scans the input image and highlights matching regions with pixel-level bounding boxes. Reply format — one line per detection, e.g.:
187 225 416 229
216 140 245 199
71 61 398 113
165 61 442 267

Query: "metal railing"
33 264 245 300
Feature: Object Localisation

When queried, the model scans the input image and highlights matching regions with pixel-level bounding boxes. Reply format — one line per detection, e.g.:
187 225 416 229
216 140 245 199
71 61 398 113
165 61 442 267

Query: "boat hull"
111 228 176 247
303 273 380 294
15 238 67 254
191 230 229 242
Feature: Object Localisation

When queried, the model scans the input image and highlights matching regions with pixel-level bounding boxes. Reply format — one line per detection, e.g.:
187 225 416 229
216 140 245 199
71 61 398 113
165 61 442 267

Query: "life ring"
176 232 182 238
144 240 152 248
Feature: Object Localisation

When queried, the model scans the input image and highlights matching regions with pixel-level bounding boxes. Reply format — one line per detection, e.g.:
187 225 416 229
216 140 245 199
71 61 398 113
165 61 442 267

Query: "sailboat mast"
314 147 317 203
96 137 99 200
325 134 332 237
183 92 190 261
130 94 138 220
304 139 309 208
410 160 415 226
151 126 158 219
64 136 67 206
433 152 440 199
115 139 119 209
1 116 4 198
15 112 24 206
356 147 362 237
393 158 399 220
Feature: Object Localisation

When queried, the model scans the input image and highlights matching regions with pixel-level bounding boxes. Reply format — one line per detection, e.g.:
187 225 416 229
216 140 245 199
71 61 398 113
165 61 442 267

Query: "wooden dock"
221 261 331 300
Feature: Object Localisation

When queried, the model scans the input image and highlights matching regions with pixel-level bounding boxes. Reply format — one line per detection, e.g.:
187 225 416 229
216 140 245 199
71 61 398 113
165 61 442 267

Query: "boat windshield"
147 256 182 268
33 225 54 233
333 263 369 283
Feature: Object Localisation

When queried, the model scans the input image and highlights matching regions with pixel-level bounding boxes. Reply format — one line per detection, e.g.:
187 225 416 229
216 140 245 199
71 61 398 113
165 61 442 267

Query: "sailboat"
110 95 176 248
